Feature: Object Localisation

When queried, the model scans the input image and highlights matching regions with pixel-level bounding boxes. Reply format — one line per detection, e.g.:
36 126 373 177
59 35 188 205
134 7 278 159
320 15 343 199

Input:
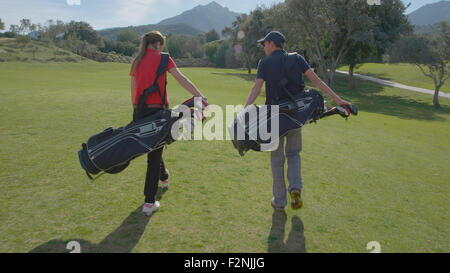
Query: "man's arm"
304 69 352 107
169 67 205 98
244 78 265 108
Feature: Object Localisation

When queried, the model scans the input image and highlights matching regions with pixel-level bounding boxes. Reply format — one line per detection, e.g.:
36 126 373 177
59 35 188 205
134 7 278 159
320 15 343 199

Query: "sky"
0 0 446 31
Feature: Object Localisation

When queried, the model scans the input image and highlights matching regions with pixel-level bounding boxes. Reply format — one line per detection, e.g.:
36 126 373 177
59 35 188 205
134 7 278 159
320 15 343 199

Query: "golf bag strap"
277 53 300 112
134 53 170 120
82 143 94 180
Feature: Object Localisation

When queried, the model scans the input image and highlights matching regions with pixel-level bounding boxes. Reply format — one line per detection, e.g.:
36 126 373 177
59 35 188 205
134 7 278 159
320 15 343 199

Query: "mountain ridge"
97 1 241 40
97 23 203 41
158 1 241 33
408 1 450 26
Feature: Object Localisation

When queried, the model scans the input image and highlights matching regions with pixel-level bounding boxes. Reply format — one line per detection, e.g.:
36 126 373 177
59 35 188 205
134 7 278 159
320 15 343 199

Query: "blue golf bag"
230 89 325 156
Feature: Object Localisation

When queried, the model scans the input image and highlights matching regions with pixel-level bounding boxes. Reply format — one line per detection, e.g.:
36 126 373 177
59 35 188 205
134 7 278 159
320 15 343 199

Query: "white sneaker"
142 201 160 216
160 169 170 189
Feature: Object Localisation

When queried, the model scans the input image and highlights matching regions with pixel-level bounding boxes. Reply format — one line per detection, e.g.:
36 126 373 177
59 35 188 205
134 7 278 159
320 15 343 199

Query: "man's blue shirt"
256 50 311 105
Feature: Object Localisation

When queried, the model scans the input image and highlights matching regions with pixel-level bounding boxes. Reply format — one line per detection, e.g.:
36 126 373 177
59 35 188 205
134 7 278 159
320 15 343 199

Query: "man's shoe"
142 201 160 216
160 169 169 189
290 190 303 210
271 198 285 211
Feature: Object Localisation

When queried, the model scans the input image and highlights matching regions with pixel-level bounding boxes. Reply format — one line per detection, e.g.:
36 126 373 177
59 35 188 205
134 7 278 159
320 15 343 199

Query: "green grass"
0 62 449 253
0 38 90 63
339 63 450 93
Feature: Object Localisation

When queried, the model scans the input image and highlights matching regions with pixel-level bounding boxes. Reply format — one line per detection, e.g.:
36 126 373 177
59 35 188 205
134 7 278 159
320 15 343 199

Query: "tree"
166 34 203 59
39 20 66 43
19 19 31 35
0 18 4 31
65 21 103 48
225 8 268 73
9 25 20 35
344 0 412 89
279 0 377 86
389 22 450 108
202 40 235 67
205 29 220 42
115 41 138 57
117 29 140 46
215 40 231 67
343 42 374 89
10 19 37 36
203 41 220 63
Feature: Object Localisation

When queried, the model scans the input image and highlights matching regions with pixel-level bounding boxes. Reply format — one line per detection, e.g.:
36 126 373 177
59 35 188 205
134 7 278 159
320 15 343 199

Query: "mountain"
414 21 450 34
408 1 450 26
158 1 241 34
97 24 203 41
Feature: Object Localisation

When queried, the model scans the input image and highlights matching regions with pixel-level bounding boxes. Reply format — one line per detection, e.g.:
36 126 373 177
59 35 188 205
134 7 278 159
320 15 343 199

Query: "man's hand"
336 98 353 108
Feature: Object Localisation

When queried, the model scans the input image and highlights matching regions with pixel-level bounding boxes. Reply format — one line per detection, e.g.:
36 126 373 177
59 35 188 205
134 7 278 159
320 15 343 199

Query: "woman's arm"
304 69 352 107
131 76 137 106
169 67 205 98
244 79 264 108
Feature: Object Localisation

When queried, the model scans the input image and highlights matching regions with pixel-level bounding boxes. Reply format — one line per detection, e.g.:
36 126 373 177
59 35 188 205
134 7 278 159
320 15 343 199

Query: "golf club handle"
347 104 358 116
320 104 358 119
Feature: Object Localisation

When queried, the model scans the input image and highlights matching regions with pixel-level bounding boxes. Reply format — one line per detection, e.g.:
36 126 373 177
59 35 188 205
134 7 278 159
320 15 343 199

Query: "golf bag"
78 53 206 179
230 89 325 156
78 110 180 179
230 51 358 156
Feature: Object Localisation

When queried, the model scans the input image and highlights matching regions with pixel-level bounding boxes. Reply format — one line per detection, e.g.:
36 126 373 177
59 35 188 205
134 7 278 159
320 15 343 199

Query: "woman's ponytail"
130 31 166 76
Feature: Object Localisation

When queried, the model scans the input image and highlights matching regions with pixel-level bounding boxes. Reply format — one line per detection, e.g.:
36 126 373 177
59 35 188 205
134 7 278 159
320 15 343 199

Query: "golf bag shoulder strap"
278 53 301 106
280 52 300 88
134 53 170 121
155 53 169 107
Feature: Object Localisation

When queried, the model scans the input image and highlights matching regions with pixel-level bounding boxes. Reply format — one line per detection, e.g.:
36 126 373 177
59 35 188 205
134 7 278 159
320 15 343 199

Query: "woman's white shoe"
142 201 160 216
160 169 170 188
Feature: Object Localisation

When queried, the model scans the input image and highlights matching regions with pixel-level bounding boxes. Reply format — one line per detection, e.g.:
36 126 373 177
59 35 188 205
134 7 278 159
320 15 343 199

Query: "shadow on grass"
268 210 306 253
318 75 450 121
213 71 449 120
29 187 168 253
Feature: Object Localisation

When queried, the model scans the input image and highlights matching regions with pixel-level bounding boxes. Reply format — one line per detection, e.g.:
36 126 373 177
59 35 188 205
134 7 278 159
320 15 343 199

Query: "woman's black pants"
144 148 169 203
137 108 169 204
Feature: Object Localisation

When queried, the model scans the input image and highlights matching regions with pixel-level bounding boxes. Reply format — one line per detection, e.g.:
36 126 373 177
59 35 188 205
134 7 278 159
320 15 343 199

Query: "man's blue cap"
257 31 286 47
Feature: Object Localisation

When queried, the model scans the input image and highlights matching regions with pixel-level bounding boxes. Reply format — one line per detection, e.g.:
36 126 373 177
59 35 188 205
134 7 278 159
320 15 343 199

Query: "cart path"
336 70 450 99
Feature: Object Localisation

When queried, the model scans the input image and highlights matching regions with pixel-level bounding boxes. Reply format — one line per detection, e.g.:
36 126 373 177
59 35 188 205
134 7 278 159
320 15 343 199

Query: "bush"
16 35 31 46
203 41 220 63
54 50 70 56
166 34 204 59
117 30 140 46
1 32 16 38
203 40 239 68
99 39 137 57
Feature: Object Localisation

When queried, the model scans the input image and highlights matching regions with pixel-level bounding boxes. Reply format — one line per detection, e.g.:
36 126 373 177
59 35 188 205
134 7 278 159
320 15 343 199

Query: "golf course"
0 59 448 253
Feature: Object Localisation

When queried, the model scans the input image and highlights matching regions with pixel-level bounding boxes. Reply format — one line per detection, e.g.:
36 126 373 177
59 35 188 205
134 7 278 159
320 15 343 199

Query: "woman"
130 31 206 216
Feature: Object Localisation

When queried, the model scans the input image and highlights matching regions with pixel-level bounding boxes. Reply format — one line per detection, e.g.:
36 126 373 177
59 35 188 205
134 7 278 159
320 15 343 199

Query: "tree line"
223 0 448 107
1 0 448 107
0 18 241 68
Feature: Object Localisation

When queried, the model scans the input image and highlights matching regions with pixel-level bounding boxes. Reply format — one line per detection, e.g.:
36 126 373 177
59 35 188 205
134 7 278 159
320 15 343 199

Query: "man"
244 31 353 211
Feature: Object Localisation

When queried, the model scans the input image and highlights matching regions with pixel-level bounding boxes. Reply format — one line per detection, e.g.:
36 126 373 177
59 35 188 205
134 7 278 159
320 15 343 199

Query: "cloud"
114 0 158 25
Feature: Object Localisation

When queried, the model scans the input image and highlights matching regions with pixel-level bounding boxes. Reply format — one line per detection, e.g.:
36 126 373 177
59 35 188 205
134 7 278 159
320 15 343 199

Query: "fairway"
0 62 449 253
339 63 450 93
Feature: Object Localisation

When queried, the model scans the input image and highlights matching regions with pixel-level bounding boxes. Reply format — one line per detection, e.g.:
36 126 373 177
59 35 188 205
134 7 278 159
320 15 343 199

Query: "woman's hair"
130 31 166 76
